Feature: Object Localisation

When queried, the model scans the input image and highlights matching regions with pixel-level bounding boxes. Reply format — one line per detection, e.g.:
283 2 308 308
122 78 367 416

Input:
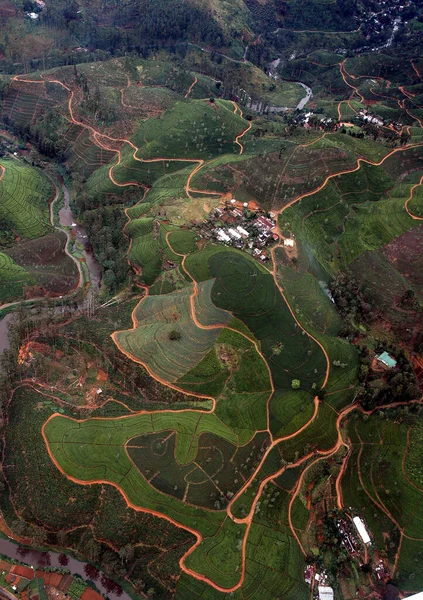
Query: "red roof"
12 565 35 580
257 216 274 229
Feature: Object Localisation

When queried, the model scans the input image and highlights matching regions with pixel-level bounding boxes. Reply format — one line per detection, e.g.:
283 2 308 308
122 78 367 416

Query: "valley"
0 2 423 600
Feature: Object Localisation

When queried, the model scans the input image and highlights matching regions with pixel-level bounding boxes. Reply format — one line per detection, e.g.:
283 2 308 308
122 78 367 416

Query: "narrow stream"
0 313 13 354
0 537 132 600
58 180 102 291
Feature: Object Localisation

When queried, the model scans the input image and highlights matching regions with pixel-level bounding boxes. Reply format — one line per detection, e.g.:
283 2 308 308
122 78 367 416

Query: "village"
195 198 296 262
304 513 380 600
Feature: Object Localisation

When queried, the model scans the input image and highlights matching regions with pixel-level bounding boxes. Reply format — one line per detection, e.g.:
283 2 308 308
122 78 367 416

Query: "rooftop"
318 586 334 600
376 351 397 368
353 516 371 545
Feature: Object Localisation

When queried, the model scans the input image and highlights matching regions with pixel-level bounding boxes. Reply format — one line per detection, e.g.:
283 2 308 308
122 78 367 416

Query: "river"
0 537 132 600
268 57 313 110
0 178 121 598
248 57 313 114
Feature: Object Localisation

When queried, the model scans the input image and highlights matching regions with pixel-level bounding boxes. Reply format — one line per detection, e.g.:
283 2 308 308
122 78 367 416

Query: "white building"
216 229 231 243
318 586 334 600
353 516 371 545
404 593 423 600
228 228 242 240
237 226 249 238
284 238 294 247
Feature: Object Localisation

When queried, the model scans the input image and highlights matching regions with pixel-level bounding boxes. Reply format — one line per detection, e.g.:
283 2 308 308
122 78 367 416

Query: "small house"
237 225 249 238
318 586 334 600
256 216 275 231
376 351 397 369
284 238 294 247
216 229 231 243
228 228 242 240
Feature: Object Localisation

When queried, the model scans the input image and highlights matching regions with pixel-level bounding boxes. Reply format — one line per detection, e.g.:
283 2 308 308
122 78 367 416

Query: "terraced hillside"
2 30 423 600
0 159 78 302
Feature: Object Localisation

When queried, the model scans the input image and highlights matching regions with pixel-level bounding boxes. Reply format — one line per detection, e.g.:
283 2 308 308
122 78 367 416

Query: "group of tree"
329 272 375 337
357 344 420 411
81 204 130 293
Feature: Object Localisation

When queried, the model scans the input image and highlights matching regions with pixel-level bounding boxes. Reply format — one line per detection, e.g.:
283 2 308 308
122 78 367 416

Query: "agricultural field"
0 159 78 302
0 158 52 239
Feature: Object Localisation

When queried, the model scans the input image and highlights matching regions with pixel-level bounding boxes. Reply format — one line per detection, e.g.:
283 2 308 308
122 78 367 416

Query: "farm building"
318 586 334 600
256 216 275 231
376 351 397 369
400 593 423 600
237 225 249 238
228 228 242 240
216 229 231 243
284 238 295 247
353 516 371 545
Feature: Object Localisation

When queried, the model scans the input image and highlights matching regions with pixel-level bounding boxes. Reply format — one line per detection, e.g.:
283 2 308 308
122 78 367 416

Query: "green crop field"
0 159 52 239
0 251 34 302
283 160 422 276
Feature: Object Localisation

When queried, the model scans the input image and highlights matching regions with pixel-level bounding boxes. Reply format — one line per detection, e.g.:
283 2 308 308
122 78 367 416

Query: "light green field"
0 159 52 239
0 252 34 303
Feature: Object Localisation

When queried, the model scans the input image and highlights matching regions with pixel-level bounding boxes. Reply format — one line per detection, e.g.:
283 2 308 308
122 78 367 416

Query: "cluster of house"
336 515 372 556
358 109 385 128
304 567 334 600
359 0 411 43
210 201 281 261
304 515 372 599
294 112 333 129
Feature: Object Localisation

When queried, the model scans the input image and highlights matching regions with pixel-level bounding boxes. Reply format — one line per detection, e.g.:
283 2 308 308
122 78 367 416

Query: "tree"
29 525 47 547
169 330 181 341
291 379 301 389
317 389 326 401
119 544 134 564
58 553 69 566
84 564 100 581
100 574 115 594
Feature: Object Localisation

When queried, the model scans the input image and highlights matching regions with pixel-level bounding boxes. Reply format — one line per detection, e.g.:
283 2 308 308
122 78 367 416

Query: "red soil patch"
81 588 103 600
97 369 108 382
40 573 62 587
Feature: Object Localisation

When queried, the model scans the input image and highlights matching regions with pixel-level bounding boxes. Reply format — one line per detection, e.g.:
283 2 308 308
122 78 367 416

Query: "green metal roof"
377 351 397 368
